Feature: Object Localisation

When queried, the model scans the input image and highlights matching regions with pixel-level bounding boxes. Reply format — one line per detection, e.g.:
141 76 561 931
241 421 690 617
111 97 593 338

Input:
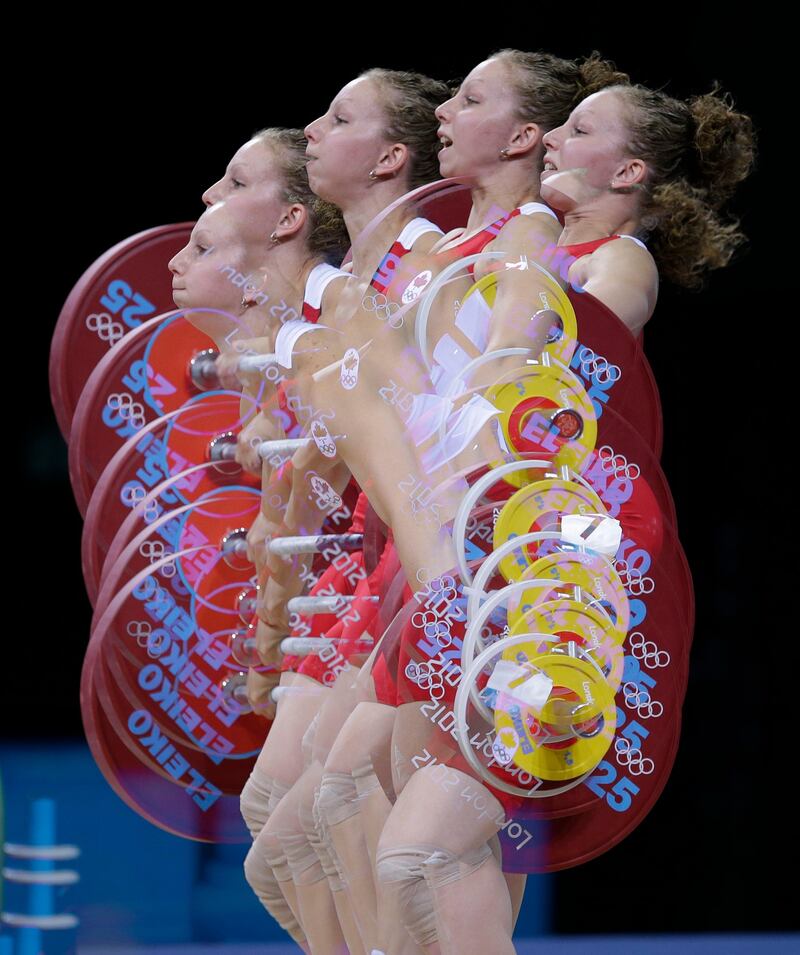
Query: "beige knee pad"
352 761 380 799
374 846 439 947
240 767 274 839
243 842 307 945
301 791 344 893
420 840 494 889
266 777 290 817
375 840 495 945
317 770 360 827
280 828 326 886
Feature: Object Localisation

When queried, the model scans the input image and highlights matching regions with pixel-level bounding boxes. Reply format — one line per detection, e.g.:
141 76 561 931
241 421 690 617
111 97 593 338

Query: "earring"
368 169 378 181
240 295 253 310
269 231 279 244
499 147 510 160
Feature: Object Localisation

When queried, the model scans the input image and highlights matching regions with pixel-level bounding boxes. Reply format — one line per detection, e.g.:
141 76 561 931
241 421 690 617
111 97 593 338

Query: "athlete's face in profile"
541 89 638 208
304 77 393 203
202 139 285 242
169 203 249 312
434 58 524 178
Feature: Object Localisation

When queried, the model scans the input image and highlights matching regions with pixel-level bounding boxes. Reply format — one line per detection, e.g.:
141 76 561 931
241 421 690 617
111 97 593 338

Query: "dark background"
14 15 788 938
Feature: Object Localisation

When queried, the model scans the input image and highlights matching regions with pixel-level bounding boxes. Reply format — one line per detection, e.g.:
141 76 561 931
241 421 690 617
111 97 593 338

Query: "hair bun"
688 84 756 207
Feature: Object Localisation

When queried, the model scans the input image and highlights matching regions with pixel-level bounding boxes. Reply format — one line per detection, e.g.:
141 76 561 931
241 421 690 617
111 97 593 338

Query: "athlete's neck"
558 207 641 247
341 184 418 274
462 173 542 242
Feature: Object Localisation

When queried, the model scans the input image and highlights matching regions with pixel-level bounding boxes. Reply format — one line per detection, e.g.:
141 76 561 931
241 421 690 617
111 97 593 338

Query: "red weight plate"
91 547 272 764
175 489 260 608
382 567 685 870
80 548 276 840
159 392 264 496
92 488 245 626
100 467 251 590
81 650 252 842
567 288 663 458
50 223 194 440
415 180 473 234
68 311 255 514
581 402 678 539
358 178 471 248
93 489 259 627
82 393 259 604
141 311 270 416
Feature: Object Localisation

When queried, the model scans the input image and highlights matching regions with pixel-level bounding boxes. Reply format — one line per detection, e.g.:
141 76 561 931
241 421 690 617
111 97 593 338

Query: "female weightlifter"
373 79 755 955
168 126 351 953
301 49 627 955
236 70 451 955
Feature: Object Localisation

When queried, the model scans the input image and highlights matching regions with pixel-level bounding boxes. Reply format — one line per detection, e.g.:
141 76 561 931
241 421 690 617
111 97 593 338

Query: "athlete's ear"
507 123 541 158
274 203 309 240
374 142 409 180
610 157 647 191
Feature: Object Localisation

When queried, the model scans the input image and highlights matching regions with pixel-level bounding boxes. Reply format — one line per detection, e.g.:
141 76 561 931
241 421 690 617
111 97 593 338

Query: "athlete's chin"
437 150 459 177
540 180 574 213
306 166 332 202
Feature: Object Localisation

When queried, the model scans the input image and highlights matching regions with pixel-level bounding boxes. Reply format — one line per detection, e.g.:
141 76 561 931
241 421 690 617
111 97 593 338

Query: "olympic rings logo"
491 734 517 766
411 610 453 649
577 346 621 385
628 631 671 668
362 293 403 329
86 312 124 347
107 392 146 430
127 619 169 657
127 620 151 641
139 540 177 578
120 484 161 523
598 445 640 481
616 561 655 595
614 737 655 775
427 575 458 604
121 484 146 508
622 681 664 719
404 661 446 700
341 371 358 388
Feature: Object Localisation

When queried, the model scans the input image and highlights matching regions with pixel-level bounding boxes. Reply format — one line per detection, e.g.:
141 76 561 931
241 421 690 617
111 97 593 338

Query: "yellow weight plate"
461 270 577 366
493 478 606 582
485 364 597 486
507 598 625 693
521 551 630 636
492 649 616 780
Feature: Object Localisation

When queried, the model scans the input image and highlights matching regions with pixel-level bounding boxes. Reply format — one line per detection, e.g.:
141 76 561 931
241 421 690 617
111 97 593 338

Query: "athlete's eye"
195 244 209 254
334 115 347 125
573 126 587 135
464 96 479 105
231 178 245 188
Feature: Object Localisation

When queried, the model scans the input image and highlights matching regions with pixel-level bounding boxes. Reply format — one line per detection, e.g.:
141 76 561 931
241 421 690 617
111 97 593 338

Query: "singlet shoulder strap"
304 263 349 309
617 233 648 251
517 201 558 220
274 318 330 368
395 216 445 250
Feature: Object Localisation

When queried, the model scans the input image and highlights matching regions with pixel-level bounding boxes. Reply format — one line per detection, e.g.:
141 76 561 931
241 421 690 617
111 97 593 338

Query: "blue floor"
75 937 800 954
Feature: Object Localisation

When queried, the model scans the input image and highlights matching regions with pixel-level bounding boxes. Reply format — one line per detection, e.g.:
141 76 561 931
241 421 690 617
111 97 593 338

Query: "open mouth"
438 132 453 149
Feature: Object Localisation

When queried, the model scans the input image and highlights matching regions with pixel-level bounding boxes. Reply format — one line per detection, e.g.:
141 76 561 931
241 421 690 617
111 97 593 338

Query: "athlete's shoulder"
494 206 562 256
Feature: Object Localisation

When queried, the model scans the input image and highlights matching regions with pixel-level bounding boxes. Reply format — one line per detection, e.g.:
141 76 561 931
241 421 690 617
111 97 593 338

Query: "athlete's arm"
576 240 659 337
